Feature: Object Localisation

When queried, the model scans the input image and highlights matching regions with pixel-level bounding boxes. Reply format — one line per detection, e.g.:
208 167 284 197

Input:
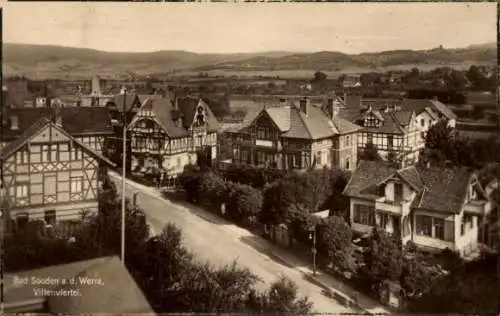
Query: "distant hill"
3 42 496 79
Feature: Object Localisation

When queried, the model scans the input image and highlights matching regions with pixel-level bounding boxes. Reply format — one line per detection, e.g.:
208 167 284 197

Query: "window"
42 144 50 162
293 153 301 168
16 214 29 230
420 119 425 127
394 182 403 201
71 146 81 160
177 158 181 168
367 134 373 144
257 151 265 164
434 218 444 240
345 136 350 146
353 204 374 225
70 177 83 193
44 210 56 226
316 152 322 165
387 135 393 148
416 215 446 240
241 150 248 162
420 131 425 140
416 215 433 237
16 150 28 165
345 158 350 170
16 184 29 198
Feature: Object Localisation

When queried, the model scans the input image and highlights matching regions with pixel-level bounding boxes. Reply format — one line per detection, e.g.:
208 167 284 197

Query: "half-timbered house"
224 97 361 171
1 107 113 155
339 97 457 167
128 95 219 180
0 117 115 232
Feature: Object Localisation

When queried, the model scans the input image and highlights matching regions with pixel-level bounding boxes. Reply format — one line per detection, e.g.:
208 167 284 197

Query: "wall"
311 137 333 168
161 151 193 177
335 132 357 171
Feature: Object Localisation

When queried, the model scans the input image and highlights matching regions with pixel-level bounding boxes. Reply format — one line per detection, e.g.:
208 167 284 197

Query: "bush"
199 171 229 207
226 182 263 226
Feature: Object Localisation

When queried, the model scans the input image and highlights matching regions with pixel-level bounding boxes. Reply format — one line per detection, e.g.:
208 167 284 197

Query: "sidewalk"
267 245 393 315
109 171 392 315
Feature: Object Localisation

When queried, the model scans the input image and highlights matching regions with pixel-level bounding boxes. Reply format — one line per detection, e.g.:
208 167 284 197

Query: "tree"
445 69 467 91
178 164 203 203
408 253 498 314
425 120 454 150
131 224 194 307
312 71 327 83
360 142 383 161
199 171 228 207
400 256 439 302
227 183 263 226
361 228 403 293
318 216 356 273
261 276 313 315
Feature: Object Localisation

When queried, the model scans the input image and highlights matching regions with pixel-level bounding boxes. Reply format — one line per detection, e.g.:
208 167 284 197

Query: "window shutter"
444 221 455 242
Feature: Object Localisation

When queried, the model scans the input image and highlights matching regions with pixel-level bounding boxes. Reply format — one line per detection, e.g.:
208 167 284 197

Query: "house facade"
349 106 422 167
127 96 219 179
343 160 493 257
1 117 115 231
225 97 360 171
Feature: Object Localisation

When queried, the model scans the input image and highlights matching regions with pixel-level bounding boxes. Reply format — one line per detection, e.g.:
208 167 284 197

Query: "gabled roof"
132 96 220 138
265 107 291 131
343 160 477 215
412 166 473 214
176 97 220 133
351 109 407 135
0 117 116 168
106 93 142 112
237 101 360 140
142 97 188 138
1 107 113 140
342 160 400 199
4 256 153 314
430 99 457 120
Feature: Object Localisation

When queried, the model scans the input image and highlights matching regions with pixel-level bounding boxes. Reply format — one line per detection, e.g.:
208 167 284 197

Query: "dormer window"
470 185 477 200
10 116 19 130
195 105 205 126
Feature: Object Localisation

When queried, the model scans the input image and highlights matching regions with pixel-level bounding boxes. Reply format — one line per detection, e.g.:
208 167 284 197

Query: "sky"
2 2 497 54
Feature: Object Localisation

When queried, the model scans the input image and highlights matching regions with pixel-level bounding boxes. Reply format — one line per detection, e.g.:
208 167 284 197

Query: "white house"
343 160 493 257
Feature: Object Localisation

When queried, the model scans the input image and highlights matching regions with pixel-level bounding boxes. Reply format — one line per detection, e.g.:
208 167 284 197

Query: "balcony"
375 197 411 215
464 200 492 216
255 139 274 148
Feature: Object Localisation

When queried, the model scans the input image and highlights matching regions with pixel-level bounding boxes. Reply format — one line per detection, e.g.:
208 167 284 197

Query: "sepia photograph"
1 2 498 315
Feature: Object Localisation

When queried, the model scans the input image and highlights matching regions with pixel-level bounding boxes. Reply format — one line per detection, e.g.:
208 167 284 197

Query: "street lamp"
120 87 127 263
308 224 317 276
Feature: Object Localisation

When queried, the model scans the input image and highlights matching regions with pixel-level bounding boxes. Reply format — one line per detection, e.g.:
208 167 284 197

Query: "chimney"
329 99 339 119
299 98 309 116
10 115 19 130
55 114 62 126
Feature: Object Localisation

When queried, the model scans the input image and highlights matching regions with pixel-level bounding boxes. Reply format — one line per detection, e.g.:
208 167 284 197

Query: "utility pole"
309 225 317 276
121 87 127 264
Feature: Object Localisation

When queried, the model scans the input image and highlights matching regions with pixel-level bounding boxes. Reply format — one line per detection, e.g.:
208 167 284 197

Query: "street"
109 171 354 314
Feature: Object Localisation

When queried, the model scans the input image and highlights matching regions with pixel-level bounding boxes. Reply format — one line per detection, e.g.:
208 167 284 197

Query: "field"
4 43 495 80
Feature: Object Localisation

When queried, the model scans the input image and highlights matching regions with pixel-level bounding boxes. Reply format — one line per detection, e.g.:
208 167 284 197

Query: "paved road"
109 171 353 314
